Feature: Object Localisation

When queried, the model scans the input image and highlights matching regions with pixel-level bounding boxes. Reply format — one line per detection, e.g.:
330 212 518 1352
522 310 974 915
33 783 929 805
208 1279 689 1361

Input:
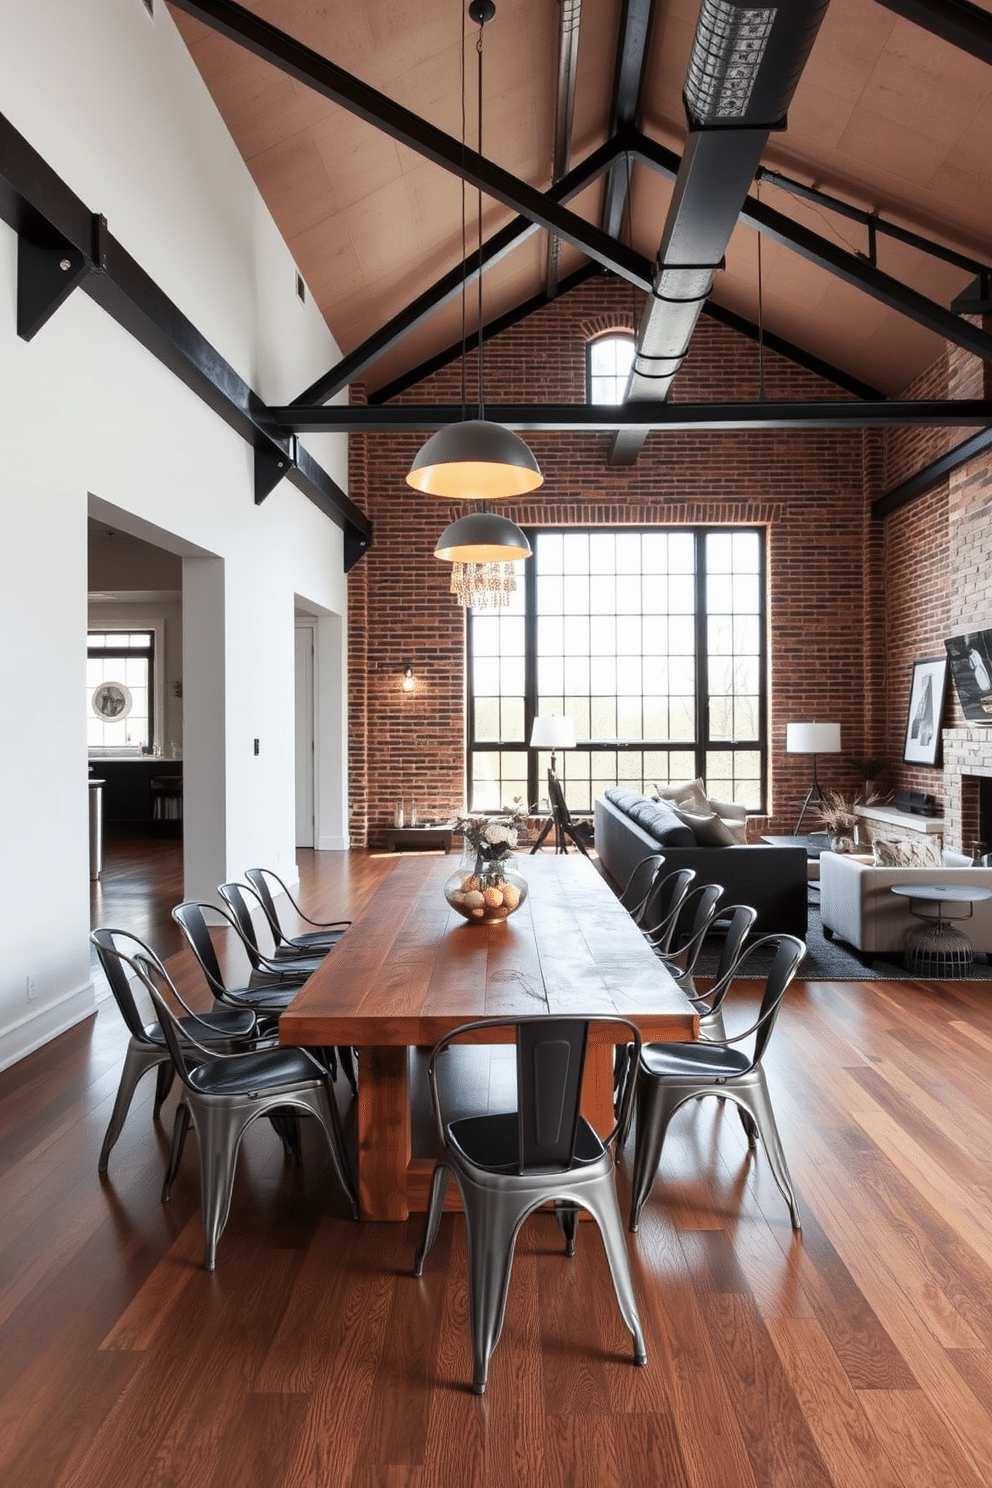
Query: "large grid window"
468 528 766 814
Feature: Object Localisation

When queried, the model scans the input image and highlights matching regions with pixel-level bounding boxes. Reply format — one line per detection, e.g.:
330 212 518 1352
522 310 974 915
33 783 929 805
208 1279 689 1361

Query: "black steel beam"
702 301 886 401
601 0 656 239
632 132 992 366
368 263 601 406
292 137 623 406
268 400 992 433
874 0 992 66
757 166 991 279
167 0 650 287
873 426 992 516
0 109 370 557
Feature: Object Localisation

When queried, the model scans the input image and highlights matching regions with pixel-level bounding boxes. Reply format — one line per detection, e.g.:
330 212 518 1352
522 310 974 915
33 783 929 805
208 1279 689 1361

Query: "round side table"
891 883 992 977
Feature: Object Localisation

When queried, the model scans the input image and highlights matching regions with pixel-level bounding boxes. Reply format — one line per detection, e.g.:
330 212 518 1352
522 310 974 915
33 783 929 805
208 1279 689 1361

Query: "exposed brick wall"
347 278 990 850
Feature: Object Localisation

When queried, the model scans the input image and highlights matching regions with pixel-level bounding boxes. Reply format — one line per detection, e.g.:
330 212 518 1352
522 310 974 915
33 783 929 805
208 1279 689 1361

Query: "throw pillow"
707 795 747 822
718 817 748 844
655 778 710 816
671 803 740 846
873 836 943 867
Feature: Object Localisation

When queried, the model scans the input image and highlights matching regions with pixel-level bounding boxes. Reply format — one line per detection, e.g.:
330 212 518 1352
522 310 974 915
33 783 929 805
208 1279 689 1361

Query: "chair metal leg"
581 1175 647 1367
628 1079 681 1232
554 1201 579 1256
153 1059 176 1119
337 1045 358 1097
413 1163 451 1275
99 1044 166 1174
193 1102 248 1271
462 1185 528 1395
162 1100 191 1202
726 1078 802 1230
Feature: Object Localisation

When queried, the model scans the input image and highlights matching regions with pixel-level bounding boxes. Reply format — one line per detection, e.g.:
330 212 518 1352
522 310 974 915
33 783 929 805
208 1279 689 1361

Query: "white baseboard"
0 982 97 1073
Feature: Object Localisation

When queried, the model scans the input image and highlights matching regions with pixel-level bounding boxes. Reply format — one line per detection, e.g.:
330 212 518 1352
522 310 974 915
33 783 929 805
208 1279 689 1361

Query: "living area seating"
819 850 992 964
594 785 807 936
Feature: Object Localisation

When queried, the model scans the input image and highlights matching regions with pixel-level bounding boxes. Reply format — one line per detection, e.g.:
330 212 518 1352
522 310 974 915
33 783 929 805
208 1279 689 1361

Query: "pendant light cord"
476 21 485 420
459 8 468 419
756 182 765 403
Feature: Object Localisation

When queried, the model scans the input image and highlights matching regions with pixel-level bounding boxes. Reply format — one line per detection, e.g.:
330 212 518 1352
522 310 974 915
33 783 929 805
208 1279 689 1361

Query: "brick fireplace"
942 728 992 855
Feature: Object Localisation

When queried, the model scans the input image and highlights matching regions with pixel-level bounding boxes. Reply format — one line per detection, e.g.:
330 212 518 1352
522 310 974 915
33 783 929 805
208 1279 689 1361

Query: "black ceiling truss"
175 0 992 423
292 137 625 407
269 401 992 434
0 110 371 567
873 427 992 516
167 0 650 288
757 166 992 282
873 0 992 67
632 133 992 368
600 0 656 240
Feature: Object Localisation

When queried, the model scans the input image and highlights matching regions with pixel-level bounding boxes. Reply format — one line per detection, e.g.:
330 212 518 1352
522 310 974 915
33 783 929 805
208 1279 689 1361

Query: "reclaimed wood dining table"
279 852 699 1220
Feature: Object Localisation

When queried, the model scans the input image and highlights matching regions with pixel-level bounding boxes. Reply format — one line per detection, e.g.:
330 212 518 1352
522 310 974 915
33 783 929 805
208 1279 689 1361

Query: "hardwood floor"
6 847 992 1486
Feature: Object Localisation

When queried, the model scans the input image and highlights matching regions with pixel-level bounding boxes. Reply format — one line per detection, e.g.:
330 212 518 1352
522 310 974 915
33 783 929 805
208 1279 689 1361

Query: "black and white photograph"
902 655 948 765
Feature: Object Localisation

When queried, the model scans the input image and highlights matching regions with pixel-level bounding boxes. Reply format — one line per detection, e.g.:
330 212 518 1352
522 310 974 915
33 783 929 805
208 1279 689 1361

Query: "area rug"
693 889 992 981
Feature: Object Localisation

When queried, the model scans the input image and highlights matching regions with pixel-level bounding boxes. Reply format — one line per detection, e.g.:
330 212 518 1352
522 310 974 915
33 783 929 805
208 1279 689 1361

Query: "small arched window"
587 334 635 404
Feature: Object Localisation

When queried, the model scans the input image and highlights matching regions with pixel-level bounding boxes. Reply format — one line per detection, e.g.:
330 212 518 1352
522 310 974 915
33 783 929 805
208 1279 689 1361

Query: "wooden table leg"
582 1043 617 1135
356 1045 411 1221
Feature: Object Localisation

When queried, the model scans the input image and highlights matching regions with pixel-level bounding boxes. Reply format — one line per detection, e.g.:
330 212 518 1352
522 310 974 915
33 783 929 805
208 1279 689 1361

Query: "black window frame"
466 526 768 814
86 628 156 751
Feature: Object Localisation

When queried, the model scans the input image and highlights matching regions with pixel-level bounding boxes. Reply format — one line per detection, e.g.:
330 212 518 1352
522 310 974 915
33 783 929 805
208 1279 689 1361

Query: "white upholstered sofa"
819 850 992 964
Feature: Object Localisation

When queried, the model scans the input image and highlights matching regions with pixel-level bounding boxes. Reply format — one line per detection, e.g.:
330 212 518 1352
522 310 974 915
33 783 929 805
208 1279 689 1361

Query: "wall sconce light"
402 664 416 692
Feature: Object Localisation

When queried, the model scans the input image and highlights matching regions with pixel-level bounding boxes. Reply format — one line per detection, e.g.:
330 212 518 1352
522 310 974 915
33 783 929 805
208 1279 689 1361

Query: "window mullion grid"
693 529 709 784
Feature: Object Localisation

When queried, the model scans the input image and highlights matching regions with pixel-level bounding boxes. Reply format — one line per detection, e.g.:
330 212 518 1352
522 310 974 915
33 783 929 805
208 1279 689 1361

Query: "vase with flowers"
445 815 528 925
813 788 882 853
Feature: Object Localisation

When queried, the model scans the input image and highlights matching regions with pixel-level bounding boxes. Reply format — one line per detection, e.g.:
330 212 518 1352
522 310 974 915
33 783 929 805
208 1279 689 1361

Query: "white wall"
0 0 353 1068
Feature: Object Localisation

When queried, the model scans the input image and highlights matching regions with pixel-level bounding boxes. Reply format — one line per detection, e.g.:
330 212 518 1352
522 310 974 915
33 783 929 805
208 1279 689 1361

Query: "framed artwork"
902 656 948 766
944 629 992 723
92 681 133 721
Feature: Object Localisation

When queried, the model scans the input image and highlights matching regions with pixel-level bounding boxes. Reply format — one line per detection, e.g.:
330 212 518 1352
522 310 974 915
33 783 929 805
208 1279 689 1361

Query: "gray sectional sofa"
594 787 808 936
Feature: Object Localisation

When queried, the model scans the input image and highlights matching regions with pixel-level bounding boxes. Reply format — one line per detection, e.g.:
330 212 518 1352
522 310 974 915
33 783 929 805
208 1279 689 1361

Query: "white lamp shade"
530 715 576 750
407 420 544 499
786 721 841 754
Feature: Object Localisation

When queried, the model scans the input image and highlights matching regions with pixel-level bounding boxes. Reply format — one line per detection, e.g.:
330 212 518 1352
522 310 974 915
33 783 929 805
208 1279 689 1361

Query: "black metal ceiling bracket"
0 108 371 563
17 228 92 341
254 435 298 505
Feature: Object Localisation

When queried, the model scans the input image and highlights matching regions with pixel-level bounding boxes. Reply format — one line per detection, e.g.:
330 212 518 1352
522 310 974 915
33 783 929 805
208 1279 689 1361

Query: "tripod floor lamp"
528 715 589 855
787 722 841 835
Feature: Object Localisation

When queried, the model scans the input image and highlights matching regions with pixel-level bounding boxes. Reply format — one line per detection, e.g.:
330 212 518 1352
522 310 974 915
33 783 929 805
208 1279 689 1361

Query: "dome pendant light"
407 418 543 500
410 0 542 601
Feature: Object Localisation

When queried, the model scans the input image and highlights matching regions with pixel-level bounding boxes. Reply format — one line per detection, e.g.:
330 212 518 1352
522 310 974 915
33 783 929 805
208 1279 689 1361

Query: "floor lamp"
787 722 841 835
528 716 584 854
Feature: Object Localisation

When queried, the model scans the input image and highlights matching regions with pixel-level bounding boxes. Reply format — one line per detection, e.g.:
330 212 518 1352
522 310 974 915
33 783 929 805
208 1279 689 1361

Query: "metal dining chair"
617 853 666 926
649 882 725 987
413 1014 648 1395
100 939 358 1270
90 926 259 1174
244 866 350 956
171 900 308 1028
628 934 807 1233
218 881 324 980
639 867 697 955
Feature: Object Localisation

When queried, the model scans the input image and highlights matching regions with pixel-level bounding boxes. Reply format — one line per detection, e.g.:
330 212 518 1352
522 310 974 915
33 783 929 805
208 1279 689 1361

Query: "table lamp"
787 721 841 835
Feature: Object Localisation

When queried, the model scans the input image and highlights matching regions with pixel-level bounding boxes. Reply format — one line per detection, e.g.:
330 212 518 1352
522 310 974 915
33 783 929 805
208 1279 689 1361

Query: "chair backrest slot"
518 1021 588 1169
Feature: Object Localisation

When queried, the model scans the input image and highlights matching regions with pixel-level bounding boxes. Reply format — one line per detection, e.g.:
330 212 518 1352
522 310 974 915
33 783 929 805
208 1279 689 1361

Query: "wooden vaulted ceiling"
167 0 992 405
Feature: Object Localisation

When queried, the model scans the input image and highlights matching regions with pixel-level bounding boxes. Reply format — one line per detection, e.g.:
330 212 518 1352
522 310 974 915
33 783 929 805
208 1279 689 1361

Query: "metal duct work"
611 0 831 463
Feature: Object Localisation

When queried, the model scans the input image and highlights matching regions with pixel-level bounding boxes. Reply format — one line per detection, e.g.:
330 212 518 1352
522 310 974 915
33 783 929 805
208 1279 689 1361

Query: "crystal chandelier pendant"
449 561 518 609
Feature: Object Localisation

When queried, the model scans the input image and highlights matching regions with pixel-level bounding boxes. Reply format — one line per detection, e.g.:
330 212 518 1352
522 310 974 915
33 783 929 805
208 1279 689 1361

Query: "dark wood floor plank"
0 848 991 1487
